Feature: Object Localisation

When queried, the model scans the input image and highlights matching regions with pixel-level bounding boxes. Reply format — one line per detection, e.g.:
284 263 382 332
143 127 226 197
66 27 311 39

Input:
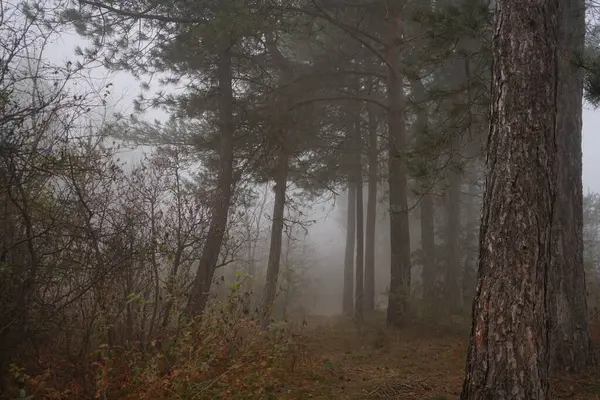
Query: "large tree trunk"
460 0 559 398
444 170 462 313
343 179 357 316
364 105 377 312
548 0 595 373
186 46 235 316
386 28 412 328
260 152 289 329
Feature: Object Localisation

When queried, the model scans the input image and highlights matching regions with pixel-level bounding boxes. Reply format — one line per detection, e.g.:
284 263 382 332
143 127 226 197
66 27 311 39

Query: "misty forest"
4 0 600 399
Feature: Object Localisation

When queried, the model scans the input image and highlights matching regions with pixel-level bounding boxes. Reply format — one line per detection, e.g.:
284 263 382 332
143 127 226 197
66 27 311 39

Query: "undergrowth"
97 282 314 399
2 279 319 400
3 298 600 399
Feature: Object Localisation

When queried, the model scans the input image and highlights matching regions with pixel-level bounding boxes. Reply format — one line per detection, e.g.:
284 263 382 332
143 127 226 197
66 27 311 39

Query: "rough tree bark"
343 179 357 316
548 0 595 373
364 104 378 312
386 23 412 327
460 0 559 398
186 46 235 316
260 151 289 329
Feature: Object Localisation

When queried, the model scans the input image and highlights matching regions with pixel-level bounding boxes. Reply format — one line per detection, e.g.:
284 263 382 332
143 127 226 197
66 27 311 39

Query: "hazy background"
47 28 600 316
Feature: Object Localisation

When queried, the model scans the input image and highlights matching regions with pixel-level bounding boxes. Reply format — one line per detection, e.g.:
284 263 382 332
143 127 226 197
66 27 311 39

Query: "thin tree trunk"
147 202 161 345
187 46 235 316
460 0 559 398
420 189 435 306
162 246 183 328
343 180 356 316
125 257 134 340
281 233 292 320
355 127 365 322
250 186 268 282
163 166 184 328
260 152 289 329
461 180 478 310
364 105 377 312
410 78 436 308
386 26 412 328
548 0 595 373
444 170 462 313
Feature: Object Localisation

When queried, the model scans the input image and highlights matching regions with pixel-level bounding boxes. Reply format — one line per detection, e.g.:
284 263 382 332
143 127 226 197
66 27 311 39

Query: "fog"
43 29 600 319
2 1 600 398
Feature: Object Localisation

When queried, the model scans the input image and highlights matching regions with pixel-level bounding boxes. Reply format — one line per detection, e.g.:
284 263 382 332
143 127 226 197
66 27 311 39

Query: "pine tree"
461 0 560 397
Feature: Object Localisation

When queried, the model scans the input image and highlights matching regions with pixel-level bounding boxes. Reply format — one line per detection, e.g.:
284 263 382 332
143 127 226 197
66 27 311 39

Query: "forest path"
290 315 600 400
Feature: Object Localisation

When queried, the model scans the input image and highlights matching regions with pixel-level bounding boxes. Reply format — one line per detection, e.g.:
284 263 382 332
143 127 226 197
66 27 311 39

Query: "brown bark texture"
460 0 560 398
548 0 595 373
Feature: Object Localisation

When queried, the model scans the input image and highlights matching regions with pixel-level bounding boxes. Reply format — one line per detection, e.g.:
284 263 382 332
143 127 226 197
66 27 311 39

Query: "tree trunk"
461 0 559 398
548 0 595 373
386 29 412 328
186 46 235 316
410 78 436 308
461 180 478 310
355 130 365 322
343 180 357 316
163 166 185 328
281 234 293 320
260 151 289 329
365 105 377 312
445 170 462 313
420 191 435 306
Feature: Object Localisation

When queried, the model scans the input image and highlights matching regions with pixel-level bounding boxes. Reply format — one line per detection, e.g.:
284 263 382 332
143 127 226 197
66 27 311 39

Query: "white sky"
49 31 600 195
583 106 600 193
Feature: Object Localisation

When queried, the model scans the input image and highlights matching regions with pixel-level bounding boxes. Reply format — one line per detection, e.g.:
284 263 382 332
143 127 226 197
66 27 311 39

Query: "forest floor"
286 315 600 400
10 313 599 399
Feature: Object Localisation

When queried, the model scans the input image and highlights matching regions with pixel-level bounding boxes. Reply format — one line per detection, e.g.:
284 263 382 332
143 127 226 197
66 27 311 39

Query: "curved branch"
78 0 206 24
290 95 389 112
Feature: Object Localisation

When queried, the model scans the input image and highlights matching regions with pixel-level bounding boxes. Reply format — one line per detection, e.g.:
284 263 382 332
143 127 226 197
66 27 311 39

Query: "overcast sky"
50 31 600 195
583 107 600 193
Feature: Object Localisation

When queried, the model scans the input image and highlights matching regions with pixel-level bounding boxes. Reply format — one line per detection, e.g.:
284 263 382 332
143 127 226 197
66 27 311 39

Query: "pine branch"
78 0 206 24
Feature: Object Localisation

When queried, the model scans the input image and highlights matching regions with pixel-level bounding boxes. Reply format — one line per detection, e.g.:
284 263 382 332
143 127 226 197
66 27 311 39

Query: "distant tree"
343 184 356 315
353 115 365 322
67 0 280 317
548 0 595 373
364 98 379 312
583 192 600 321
